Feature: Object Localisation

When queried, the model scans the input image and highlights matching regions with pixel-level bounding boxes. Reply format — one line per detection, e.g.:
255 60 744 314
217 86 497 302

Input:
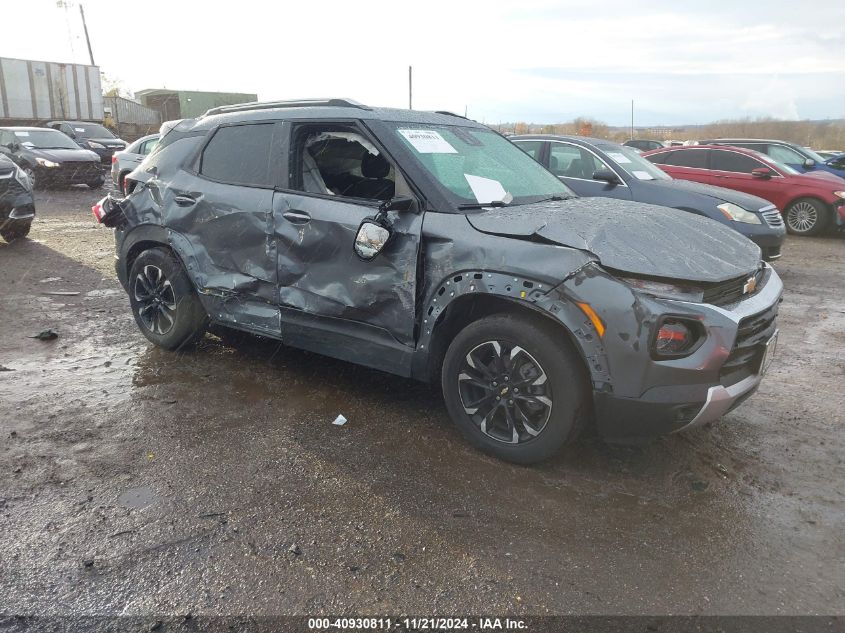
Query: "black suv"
96 99 783 464
0 153 35 242
47 120 127 165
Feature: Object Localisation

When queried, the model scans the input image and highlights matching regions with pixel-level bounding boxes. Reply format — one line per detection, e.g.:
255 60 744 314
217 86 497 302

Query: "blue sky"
5 0 844 125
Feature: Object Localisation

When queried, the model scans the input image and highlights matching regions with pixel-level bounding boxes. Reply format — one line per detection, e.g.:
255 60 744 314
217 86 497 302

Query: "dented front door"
273 191 422 348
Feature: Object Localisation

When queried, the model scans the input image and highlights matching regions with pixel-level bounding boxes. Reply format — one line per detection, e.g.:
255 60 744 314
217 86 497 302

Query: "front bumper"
37 162 104 185
585 264 784 442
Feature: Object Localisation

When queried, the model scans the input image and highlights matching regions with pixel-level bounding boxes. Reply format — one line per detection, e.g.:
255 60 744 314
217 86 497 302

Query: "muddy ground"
0 185 843 618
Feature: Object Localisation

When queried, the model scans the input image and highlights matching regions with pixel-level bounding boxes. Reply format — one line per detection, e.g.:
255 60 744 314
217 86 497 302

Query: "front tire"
0 220 32 243
441 313 589 464
785 198 830 236
87 175 105 189
128 248 208 350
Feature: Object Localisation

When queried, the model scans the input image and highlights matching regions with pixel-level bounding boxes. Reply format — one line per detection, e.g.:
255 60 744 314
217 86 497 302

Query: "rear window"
661 149 709 169
200 124 274 187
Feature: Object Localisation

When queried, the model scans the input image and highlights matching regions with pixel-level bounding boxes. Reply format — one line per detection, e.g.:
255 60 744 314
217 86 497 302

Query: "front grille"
702 266 764 307
720 302 779 386
760 207 783 227
46 163 102 183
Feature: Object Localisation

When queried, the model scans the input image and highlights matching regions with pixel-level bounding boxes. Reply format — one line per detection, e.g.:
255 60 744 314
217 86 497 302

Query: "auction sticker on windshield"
398 129 457 154
607 151 632 164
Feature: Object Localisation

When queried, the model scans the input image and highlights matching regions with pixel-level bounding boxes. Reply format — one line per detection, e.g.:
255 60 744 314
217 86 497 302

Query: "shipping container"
103 95 160 126
0 56 104 123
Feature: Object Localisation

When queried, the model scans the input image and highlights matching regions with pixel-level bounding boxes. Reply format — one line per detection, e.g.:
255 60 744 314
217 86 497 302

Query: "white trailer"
0 56 103 123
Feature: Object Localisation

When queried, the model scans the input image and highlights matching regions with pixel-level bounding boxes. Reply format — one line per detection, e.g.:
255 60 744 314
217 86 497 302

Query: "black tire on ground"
785 198 831 236
87 175 106 189
128 247 208 350
0 220 32 243
441 312 589 464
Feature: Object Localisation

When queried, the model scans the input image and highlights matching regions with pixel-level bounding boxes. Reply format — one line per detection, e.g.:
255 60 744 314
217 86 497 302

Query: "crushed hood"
466 198 761 283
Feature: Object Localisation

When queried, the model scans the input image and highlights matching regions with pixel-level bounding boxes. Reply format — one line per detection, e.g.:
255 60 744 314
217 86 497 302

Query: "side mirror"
803 158 815 169
592 169 621 185
354 219 392 261
751 167 773 180
379 195 414 213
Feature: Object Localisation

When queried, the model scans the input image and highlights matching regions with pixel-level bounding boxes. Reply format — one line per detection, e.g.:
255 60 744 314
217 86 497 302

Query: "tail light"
92 198 108 223
111 155 118 164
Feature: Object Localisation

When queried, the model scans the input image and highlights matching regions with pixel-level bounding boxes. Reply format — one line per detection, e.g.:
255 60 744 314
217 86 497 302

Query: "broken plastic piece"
332 414 348 426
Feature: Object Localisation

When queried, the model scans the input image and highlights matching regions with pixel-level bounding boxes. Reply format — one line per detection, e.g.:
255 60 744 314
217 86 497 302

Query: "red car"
643 145 845 236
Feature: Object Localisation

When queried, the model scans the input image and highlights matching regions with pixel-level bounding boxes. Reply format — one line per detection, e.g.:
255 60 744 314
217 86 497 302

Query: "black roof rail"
203 98 369 118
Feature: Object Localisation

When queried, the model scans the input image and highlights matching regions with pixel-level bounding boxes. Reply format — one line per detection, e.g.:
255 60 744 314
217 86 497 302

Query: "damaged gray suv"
96 99 783 464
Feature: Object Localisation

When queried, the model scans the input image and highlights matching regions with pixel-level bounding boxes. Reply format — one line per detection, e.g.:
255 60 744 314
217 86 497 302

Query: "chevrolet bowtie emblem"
743 276 757 294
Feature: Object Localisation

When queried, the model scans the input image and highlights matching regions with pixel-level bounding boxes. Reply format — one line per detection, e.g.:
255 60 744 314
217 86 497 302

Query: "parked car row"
513 135 785 259
643 145 845 236
93 99 785 464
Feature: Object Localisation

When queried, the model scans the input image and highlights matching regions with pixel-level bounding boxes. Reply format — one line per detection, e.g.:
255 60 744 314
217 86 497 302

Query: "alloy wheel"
787 201 818 233
133 264 177 335
23 167 35 189
457 340 553 444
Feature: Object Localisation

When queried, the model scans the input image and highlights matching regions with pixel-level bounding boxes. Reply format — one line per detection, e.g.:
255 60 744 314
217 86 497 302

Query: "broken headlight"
651 317 705 358
619 277 704 302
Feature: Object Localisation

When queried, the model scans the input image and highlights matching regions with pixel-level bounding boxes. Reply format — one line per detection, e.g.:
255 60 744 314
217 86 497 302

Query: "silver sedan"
111 133 159 194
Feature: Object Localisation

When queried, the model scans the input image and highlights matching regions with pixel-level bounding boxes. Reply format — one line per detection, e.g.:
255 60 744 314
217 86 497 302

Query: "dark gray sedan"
513 135 786 260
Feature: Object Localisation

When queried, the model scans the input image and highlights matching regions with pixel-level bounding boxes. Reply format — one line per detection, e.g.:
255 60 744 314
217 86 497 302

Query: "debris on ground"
332 414 348 426
28 330 58 341
0 365 13 371
42 291 81 296
288 543 302 556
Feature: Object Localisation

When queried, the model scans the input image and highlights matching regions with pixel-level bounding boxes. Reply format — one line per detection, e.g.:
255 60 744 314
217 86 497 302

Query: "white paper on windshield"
14 131 29 137
465 174 509 204
398 129 457 154
631 170 655 180
74 127 85 132
607 151 632 164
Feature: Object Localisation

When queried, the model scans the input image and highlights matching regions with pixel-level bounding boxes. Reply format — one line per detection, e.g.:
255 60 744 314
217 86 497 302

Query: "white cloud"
4 0 844 124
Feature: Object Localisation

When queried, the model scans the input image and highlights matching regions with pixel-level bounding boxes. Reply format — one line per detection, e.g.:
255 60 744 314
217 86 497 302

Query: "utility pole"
79 4 95 66
630 99 634 140
408 66 412 110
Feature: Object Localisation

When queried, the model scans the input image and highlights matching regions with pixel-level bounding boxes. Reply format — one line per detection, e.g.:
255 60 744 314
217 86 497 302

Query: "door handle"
174 195 196 207
283 210 311 224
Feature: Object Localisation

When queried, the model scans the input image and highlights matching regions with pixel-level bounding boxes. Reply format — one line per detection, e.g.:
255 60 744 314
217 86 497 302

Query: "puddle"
117 486 157 510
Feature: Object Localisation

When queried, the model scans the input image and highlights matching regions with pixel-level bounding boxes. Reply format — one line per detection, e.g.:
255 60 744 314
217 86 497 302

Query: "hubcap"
133 265 177 335
457 340 552 444
787 202 817 233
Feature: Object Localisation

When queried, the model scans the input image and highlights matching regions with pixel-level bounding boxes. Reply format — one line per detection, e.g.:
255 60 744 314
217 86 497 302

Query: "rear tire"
128 247 208 350
0 220 32 243
785 198 830 236
441 313 589 464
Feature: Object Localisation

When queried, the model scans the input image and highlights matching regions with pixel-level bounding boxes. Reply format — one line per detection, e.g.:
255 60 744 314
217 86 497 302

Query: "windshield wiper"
531 195 572 203
457 200 509 210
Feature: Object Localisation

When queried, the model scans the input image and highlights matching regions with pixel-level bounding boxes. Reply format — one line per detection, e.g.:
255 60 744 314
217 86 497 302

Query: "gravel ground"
0 186 843 619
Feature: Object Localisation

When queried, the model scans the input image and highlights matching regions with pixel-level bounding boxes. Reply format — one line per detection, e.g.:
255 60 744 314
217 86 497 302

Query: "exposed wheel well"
425 293 589 385
125 240 172 280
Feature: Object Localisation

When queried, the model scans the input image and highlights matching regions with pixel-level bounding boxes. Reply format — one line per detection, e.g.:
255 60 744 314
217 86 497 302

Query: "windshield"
600 145 671 181
69 123 115 139
390 123 573 207
751 150 800 175
799 146 827 164
13 129 80 150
